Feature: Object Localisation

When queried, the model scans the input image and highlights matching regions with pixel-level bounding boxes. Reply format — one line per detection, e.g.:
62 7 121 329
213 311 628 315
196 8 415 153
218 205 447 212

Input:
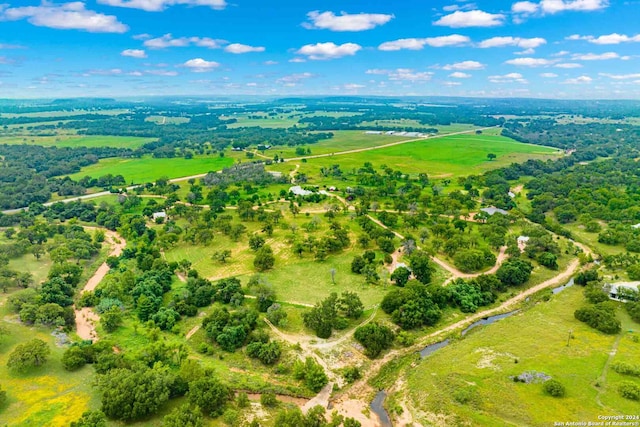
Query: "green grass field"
269 133 561 180
66 155 234 183
260 130 410 159
0 134 156 149
404 286 640 426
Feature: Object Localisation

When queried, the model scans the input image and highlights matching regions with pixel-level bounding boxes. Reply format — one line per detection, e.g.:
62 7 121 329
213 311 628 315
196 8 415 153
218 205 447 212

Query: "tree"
339 291 364 319
487 153 497 161
293 357 328 392
7 338 51 372
62 345 89 371
354 322 395 358
351 256 366 274
542 379 565 397
391 267 411 287
254 245 275 271
98 367 171 421
249 234 266 251
496 259 533 287
574 303 621 334
409 250 433 284
212 250 231 263
188 376 231 417
70 411 107 427
101 306 123 333
163 404 204 427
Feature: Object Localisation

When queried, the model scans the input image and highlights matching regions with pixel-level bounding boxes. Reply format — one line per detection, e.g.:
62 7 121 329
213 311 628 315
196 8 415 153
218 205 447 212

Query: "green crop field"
65 155 234 183
269 133 561 180
403 287 640 426
0 134 156 149
262 130 410 158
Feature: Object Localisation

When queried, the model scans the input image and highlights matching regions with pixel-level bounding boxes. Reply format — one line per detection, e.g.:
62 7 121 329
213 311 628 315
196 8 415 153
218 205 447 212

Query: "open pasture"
269 133 561 180
65 155 234 183
404 287 639 426
0 134 155 149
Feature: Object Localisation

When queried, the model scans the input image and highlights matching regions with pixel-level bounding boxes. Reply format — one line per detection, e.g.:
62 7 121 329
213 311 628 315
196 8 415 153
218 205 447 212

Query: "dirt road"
74 229 126 341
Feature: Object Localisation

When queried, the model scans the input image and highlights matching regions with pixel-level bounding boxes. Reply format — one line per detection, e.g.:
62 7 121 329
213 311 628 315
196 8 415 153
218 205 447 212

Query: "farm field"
0 134 156 149
65 155 234 183
260 130 410 158
269 132 562 179
403 286 640 426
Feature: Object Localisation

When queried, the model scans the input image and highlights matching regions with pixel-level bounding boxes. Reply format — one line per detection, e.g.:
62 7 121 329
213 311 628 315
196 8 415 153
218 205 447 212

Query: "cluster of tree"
353 322 395 358
245 330 282 365
201 162 287 188
8 225 99 329
292 357 328 392
202 306 259 351
303 292 364 338
291 220 352 262
273 405 362 427
0 144 132 208
381 282 441 329
574 302 621 334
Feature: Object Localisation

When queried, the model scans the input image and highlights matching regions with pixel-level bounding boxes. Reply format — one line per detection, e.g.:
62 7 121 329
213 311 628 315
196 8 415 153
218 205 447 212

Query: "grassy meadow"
66 155 234 183
0 134 156 149
403 286 640 426
269 132 562 180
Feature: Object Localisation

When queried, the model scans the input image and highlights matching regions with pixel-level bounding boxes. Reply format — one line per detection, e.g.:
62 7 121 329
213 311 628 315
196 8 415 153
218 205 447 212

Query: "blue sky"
1 0 639 98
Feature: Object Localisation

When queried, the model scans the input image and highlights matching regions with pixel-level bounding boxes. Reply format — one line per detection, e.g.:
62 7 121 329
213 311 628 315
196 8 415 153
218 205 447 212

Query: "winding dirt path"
74 229 126 341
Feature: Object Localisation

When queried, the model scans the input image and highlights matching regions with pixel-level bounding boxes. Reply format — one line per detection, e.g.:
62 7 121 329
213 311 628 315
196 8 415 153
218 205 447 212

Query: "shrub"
618 381 640 400
260 392 277 407
543 379 566 397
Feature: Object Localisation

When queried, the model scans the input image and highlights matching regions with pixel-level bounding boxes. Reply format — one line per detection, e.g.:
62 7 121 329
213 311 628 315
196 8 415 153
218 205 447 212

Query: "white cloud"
0 43 24 49
540 72 558 77
144 34 226 49
303 11 393 31
434 10 505 28
378 35 469 51
505 57 554 66
551 50 570 57
289 58 306 63
277 72 314 85
599 73 640 80
121 49 147 58
512 1 539 13
449 72 472 78
478 36 547 49
183 58 220 72
586 33 640 44
1 2 128 33
146 70 178 76
489 72 528 83
264 60 278 65
571 52 619 60
342 83 366 90
442 60 485 70
539 0 609 14
224 44 265 54
295 42 361 60
365 68 434 82
555 62 583 68
512 0 609 21
563 75 593 84
443 81 462 86
97 0 226 12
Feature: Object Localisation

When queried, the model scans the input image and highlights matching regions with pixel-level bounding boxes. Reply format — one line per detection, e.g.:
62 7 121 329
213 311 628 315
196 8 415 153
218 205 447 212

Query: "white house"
152 211 167 221
608 282 640 302
289 186 314 196
481 207 508 216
